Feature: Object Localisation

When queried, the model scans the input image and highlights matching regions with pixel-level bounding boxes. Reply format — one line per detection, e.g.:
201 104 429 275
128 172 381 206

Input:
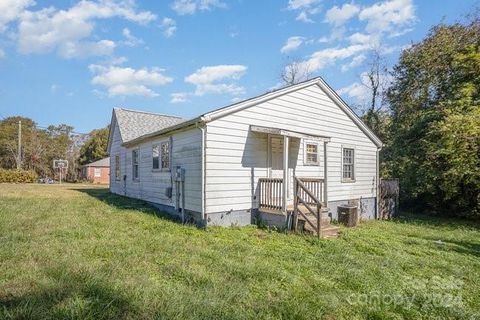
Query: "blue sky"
0 0 477 133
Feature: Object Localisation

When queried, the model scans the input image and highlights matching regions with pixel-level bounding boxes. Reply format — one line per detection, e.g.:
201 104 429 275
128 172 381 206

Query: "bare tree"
362 48 389 114
280 58 313 86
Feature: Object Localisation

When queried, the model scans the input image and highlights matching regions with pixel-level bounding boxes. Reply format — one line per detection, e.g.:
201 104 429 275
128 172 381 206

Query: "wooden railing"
293 177 322 238
258 178 283 210
297 177 324 205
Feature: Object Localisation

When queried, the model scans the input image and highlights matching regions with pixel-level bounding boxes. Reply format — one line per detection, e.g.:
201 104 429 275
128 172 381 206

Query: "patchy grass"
0 184 479 319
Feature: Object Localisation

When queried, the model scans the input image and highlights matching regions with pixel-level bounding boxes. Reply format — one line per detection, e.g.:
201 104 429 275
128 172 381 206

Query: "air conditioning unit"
338 205 358 227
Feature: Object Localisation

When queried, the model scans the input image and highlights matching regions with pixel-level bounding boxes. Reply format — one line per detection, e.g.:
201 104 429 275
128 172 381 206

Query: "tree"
78 127 109 165
280 58 312 86
386 16 480 217
0 117 75 178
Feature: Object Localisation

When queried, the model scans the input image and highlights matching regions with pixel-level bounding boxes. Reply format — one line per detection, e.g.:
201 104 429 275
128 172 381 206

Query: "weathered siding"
204 83 378 214
109 124 202 213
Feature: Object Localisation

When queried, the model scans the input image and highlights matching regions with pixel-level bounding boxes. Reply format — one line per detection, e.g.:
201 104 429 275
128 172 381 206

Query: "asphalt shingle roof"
114 108 186 143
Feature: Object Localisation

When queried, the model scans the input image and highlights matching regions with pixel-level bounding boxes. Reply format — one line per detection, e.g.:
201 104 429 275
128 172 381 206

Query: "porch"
250 125 339 238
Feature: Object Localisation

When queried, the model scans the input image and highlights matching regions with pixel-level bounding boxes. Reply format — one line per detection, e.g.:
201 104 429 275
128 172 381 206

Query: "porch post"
283 136 289 214
323 141 328 206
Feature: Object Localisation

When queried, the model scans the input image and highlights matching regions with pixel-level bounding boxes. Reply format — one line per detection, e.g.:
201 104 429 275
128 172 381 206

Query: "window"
94 168 101 177
161 141 170 170
342 148 355 181
132 150 139 180
152 145 160 169
115 155 120 180
305 142 319 165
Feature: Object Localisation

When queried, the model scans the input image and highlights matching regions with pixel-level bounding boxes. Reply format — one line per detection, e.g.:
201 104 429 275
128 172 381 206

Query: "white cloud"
337 82 370 103
280 36 305 54
89 64 173 97
298 44 369 73
185 64 247 96
0 48 4 59
359 0 415 34
50 84 59 93
287 0 321 23
171 0 226 15
170 92 189 103
122 28 143 47
17 0 156 58
0 0 34 32
160 18 177 38
341 54 366 72
324 3 360 26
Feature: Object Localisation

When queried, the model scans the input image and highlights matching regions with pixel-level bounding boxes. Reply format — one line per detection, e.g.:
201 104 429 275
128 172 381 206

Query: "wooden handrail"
295 178 321 204
293 176 323 238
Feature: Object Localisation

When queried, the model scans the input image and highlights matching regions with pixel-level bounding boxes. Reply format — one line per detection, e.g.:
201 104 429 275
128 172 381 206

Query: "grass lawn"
0 184 479 319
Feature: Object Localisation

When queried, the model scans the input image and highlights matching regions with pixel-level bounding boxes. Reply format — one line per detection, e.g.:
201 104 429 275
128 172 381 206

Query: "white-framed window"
304 141 320 165
115 155 120 180
132 149 139 180
342 147 355 182
94 168 101 177
161 141 170 170
152 145 160 170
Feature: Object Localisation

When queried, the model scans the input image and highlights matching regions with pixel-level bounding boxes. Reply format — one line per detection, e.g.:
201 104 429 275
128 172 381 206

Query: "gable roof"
120 77 383 148
82 157 110 167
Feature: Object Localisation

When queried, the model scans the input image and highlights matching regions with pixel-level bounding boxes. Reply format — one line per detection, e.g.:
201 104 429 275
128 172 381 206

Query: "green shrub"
0 169 38 183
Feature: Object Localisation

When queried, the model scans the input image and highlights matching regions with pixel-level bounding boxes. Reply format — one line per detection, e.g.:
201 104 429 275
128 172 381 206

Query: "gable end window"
115 155 120 181
304 141 320 165
342 148 355 182
161 141 170 170
132 149 139 180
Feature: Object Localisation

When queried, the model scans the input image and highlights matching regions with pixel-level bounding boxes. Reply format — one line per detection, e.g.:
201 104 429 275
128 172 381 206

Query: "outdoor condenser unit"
338 205 358 227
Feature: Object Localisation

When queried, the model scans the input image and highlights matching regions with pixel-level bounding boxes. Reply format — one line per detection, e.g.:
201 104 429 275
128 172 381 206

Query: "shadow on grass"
70 188 187 226
391 213 480 230
0 267 139 320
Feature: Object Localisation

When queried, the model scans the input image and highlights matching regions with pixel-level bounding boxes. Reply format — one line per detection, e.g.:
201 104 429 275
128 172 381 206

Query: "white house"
107 77 382 232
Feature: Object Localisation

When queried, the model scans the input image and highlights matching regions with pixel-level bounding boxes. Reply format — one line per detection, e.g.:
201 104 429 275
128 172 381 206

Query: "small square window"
94 168 101 177
305 142 319 165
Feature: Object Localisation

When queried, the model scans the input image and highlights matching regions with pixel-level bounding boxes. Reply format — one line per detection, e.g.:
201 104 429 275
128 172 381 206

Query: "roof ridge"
115 107 184 119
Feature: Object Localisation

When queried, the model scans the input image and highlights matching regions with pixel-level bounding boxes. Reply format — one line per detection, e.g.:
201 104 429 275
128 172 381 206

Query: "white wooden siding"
204 83 377 214
109 124 202 213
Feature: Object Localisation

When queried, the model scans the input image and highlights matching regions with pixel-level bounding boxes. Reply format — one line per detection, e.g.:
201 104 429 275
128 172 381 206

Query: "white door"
270 136 283 178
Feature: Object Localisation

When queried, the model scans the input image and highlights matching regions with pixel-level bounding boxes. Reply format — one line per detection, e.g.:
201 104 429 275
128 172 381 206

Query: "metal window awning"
250 125 330 142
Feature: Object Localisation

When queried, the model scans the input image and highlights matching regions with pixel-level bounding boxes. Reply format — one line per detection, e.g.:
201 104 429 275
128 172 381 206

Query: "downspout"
375 147 382 219
197 124 207 226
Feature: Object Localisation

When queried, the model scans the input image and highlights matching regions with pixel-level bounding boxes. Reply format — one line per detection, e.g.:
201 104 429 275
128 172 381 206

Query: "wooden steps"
293 206 340 239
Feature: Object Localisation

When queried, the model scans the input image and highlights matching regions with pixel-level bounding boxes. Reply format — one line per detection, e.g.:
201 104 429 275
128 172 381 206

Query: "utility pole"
17 120 21 169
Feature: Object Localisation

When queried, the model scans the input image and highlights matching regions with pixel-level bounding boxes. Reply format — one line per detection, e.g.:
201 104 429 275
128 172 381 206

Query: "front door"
270 136 284 179
269 136 284 205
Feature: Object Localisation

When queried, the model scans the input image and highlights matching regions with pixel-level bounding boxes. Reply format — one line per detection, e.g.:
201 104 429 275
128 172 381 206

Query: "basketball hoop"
53 159 68 184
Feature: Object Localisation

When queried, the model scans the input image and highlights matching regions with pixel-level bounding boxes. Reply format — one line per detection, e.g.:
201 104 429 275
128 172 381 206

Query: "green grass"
0 184 479 319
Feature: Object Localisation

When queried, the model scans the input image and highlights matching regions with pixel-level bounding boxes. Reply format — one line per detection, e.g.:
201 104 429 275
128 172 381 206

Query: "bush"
0 169 38 183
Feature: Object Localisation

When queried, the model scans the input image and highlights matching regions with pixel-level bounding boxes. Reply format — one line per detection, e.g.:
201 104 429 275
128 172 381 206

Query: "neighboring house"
107 77 382 229
81 157 110 184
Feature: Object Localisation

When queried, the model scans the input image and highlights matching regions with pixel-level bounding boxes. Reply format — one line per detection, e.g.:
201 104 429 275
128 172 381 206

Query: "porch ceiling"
250 125 331 142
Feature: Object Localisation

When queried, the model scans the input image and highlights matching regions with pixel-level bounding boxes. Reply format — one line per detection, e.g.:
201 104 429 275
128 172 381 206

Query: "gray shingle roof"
114 108 186 143
83 157 110 167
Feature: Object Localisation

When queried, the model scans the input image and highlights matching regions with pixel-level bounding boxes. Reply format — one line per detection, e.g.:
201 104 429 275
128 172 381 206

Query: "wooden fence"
379 178 399 219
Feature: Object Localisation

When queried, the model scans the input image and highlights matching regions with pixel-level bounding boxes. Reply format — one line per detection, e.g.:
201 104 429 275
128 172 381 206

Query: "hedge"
0 169 38 183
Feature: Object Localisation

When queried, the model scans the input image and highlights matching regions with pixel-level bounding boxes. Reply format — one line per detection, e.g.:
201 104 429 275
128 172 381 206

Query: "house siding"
204 83 378 217
109 123 202 214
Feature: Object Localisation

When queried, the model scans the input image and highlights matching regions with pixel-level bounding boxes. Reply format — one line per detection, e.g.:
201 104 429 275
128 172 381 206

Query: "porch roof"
250 125 331 142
